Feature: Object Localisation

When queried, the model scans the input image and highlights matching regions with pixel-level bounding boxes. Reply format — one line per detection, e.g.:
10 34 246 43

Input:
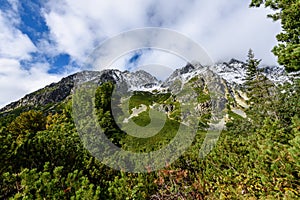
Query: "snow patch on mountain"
75 59 293 94
162 59 291 88
0 58 296 113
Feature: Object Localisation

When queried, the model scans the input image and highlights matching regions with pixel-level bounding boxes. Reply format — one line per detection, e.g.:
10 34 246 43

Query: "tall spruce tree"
245 49 271 104
245 49 261 85
244 49 277 126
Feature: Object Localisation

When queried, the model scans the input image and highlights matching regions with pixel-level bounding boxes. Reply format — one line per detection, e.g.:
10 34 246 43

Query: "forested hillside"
1 51 299 199
1 0 300 199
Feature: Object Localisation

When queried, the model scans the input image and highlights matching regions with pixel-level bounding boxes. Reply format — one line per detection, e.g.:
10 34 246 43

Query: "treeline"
0 70 299 199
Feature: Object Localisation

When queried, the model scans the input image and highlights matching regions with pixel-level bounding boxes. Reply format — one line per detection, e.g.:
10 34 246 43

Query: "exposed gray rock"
0 59 295 114
0 69 159 113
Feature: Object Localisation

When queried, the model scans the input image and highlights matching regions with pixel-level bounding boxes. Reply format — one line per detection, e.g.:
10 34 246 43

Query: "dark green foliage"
4 164 101 199
250 0 300 72
288 116 300 176
0 106 30 127
8 110 46 138
198 113 211 129
244 50 277 126
95 82 124 144
245 49 261 82
1 79 300 199
94 83 181 153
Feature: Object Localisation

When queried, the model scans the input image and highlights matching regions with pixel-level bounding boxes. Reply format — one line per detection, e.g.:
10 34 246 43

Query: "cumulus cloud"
43 0 153 63
43 0 281 68
0 58 61 108
0 10 36 60
109 49 186 80
0 3 62 108
0 0 282 107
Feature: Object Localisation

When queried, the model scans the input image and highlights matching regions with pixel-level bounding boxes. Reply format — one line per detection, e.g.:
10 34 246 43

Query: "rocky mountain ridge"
0 59 295 113
0 69 159 113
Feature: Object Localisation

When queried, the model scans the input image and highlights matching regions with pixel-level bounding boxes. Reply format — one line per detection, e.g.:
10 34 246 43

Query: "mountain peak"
132 70 158 81
228 58 244 65
180 63 196 74
0 69 161 113
0 60 293 113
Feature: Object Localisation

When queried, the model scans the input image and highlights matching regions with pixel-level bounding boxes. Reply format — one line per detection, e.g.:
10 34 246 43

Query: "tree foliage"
244 49 275 118
0 77 299 199
0 73 300 199
8 110 46 139
250 0 300 72
245 48 261 82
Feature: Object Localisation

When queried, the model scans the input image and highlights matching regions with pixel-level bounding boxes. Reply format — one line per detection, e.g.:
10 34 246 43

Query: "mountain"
1 59 300 199
0 59 293 114
0 69 160 114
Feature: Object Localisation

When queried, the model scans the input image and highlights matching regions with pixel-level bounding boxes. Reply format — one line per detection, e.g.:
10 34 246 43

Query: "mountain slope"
1 59 300 199
0 69 159 114
0 59 293 114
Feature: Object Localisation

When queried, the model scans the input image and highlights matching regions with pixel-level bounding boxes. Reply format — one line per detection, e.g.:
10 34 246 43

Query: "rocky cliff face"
0 59 294 114
0 69 159 113
0 75 76 113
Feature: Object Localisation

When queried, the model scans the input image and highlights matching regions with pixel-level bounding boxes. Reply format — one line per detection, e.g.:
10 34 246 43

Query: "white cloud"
0 0 283 107
0 5 62 108
133 50 186 80
109 49 186 80
43 0 153 63
43 0 281 67
0 58 62 108
0 10 36 60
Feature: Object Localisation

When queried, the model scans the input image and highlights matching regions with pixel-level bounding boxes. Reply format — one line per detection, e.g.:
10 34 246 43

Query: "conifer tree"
244 49 274 123
250 0 300 72
245 49 263 99
245 49 261 83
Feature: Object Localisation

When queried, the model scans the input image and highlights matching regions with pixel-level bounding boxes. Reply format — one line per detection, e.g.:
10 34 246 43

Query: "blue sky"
0 0 281 107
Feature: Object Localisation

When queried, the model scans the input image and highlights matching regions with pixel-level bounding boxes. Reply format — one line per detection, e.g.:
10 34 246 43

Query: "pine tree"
244 49 275 122
245 49 262 98
245 49 261 83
